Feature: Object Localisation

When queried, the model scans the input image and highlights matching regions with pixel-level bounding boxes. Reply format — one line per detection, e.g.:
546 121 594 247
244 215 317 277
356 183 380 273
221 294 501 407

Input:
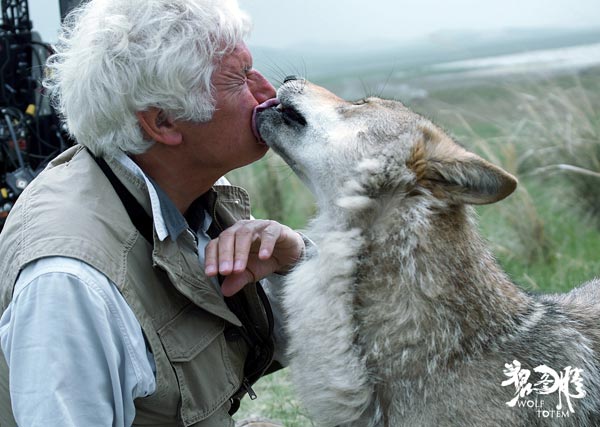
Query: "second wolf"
255 78 600 426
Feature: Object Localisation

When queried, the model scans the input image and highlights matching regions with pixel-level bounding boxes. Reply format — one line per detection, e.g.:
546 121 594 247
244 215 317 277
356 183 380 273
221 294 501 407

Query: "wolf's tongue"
252 98 280 144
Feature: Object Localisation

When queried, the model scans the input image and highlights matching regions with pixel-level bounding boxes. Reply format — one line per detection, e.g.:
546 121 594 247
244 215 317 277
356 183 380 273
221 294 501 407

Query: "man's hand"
204 219 304 296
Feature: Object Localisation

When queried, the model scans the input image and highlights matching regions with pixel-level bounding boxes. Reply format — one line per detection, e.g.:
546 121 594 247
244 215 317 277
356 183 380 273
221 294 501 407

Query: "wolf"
254 78 600 426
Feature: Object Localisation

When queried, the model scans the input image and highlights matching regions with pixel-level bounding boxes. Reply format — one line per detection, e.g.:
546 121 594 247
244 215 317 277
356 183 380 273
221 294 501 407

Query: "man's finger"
216 228 237 275
232 224 255 273
257 221 281 260
205 238 219 276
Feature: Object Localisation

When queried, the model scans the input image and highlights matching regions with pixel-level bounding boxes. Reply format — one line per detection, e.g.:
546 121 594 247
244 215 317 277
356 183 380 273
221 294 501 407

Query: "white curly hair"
44 0 251 156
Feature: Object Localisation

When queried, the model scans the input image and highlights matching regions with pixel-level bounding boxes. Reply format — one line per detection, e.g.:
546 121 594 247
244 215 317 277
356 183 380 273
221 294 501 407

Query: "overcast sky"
239 0 600 48
29 0 600 47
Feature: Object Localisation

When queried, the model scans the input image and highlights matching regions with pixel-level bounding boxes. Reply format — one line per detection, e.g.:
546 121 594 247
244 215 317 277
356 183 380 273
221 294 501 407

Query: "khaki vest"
0 146 273 426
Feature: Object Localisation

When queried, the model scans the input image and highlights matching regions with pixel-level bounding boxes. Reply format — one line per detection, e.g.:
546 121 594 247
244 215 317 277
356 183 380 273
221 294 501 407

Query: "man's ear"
136 108 183 146
409 123 517 205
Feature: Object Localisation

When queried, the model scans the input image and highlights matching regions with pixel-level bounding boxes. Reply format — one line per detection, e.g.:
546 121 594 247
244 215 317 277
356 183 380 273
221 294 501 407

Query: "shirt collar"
112 151 208 242
146 176 189 242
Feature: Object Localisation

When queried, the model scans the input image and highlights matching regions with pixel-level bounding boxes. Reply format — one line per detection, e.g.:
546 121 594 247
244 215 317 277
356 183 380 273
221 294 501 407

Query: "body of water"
431 42 600 78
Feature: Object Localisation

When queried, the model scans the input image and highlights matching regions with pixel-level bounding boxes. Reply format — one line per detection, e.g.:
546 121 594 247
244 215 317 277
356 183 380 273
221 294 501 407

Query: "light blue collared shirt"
0 152 286 426
0 256 157 427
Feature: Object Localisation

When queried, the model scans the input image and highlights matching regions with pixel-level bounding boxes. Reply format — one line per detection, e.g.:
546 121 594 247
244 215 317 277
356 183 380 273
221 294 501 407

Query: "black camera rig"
0 0 73 231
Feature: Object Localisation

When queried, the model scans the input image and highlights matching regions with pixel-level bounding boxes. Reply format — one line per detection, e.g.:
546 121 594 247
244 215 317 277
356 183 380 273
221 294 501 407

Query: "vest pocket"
157 303 244 426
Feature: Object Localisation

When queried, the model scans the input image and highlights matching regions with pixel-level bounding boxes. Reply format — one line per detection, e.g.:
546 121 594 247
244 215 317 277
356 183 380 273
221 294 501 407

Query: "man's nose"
250 71 276 104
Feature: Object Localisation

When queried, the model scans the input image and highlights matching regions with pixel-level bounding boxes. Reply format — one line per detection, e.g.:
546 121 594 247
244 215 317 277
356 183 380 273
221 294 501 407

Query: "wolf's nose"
284 75 297 83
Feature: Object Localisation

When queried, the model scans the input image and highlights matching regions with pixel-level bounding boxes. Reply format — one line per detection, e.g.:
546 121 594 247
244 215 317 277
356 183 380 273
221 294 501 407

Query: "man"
0 0 302 425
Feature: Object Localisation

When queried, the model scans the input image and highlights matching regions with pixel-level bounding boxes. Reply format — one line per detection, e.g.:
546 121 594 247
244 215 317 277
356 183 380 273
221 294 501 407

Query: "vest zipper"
210 190 276 414
242 378 258 400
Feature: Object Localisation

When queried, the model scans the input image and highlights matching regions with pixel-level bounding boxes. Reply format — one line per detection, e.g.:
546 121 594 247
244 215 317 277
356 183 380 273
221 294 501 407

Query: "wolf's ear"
409 124 517 205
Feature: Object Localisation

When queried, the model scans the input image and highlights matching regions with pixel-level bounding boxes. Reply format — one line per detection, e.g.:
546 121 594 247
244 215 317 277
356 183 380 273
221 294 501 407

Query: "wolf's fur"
257 80 600 426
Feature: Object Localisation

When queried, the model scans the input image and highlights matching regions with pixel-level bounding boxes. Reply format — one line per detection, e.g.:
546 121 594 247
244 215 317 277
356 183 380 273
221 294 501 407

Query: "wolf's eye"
353 99 368 106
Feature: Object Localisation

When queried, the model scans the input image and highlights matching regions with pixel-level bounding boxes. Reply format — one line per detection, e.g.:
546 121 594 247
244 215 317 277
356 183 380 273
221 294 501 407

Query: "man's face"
178 43 276 175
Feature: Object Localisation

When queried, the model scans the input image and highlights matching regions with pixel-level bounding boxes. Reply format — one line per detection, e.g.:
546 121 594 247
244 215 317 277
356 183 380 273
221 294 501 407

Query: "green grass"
477 179 600 293
234 370 314 426
229 67 600 425
228 152 315 230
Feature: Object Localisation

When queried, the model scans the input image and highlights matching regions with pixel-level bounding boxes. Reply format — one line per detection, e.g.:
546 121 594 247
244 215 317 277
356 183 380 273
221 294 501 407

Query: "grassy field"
229 67 600 425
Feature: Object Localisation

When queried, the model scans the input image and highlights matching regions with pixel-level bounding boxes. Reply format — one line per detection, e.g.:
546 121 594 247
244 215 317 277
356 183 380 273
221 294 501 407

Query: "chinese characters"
502 360 586 413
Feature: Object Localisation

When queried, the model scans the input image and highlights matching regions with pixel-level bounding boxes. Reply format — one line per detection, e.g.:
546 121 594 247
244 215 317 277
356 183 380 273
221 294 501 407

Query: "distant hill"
250 27 600 80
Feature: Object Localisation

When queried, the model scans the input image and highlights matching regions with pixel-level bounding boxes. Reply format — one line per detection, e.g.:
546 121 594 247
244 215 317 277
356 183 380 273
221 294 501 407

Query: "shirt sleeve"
0 257 156 427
